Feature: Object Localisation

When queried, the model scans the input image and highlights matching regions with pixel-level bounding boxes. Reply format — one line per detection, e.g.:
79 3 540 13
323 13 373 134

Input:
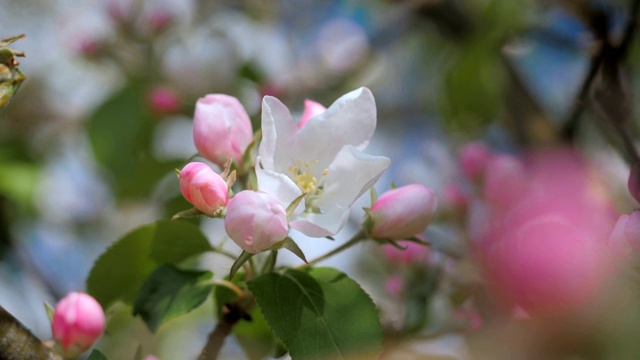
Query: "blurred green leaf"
87 220 212 309
87 84 180 199
133 264 213 332
0 161 38 209
248 268 383 360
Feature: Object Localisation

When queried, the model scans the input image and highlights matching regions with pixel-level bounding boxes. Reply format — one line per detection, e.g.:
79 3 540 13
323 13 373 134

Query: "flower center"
289 160 329 210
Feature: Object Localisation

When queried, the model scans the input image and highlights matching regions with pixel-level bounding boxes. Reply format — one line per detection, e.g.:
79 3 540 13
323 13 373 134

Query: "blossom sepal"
229 251 255 279
274 237 308 263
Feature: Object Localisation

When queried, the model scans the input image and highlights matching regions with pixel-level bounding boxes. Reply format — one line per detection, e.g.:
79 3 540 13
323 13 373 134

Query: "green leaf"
234 304 280 360
248 268 383 360
87 349 108 360
149 220 212 264
87 224 158 309
133 264 213 332
87 221 212 309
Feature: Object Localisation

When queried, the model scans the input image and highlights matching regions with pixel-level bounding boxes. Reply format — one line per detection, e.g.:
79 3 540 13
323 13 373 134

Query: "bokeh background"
2 0 640 359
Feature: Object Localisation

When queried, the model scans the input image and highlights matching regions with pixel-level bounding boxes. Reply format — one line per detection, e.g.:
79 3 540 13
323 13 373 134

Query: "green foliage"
133 264 213 332
87 220 213 309
87 84 181 199
248 268 383 360
439 0 532 133
0 160 38 209
86 349 108 360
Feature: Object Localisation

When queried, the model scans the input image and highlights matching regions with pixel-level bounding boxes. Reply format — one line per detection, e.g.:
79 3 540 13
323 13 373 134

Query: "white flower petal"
256 159 305 213
259 96 298 172
318 145 390 208
295 87 377 173
290 205 350 237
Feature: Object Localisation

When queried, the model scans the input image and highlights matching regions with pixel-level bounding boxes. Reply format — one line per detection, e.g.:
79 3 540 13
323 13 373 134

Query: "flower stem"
197 305 244 360
298 229 367 269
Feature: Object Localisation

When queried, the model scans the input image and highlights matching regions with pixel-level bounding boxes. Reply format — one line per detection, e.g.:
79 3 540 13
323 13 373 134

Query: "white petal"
290 205 350 237
256 160 305 214
295 87 377 173
259 96 298 172
317 145 390 208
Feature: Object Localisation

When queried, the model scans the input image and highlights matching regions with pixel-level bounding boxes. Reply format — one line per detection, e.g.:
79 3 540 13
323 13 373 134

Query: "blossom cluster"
178 88 437 254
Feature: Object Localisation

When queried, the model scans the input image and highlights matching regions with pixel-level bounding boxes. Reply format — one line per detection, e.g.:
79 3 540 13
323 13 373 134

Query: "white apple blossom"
256 87 390 237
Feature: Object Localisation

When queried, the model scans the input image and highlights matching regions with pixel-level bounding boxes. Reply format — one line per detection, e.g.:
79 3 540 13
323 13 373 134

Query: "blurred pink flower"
459 142 492 181
179 162 228 216
384 276 405 298
148 86 180 115
193 94 253 168
381 240 431 266
370 184 437 240
52 292 105 355
224 190 289 253
473 148 617 317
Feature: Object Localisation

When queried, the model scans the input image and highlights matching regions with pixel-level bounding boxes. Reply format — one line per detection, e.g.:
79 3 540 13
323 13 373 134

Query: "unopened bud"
224 191 289 253
148 86 180 115
52 292 105 357
370 184 437 240
193 94 253 168
179 162 228 216
459 141 492 181
298 99 326 129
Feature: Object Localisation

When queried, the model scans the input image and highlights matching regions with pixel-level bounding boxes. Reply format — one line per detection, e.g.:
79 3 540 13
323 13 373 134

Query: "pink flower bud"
608 211 640 256
298 99 326 129
52 292 105 355
224 191 289 253
381 240 430 265
193 94 253 168
179 162 228 216
442 183 470 212
370 184 437 240
628 163 640 203
147 86 180 115
384 276 404 298
459 142 492 181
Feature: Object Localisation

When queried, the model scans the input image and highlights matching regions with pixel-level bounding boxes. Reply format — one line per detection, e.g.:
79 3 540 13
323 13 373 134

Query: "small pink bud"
52 292 105 355
147 86 180 115
459 142 492 181
193 94 254 168
298 99 326 129
628 163 640 203
224 191 289 253
381 240 430 265
146 10 173 34
442 183 470 212
370 184 437 240
179 162 228 216
608 211 640 255
384 276 404 298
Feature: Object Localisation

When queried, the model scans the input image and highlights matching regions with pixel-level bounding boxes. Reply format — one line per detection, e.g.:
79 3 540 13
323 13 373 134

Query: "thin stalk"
298 229 367 269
